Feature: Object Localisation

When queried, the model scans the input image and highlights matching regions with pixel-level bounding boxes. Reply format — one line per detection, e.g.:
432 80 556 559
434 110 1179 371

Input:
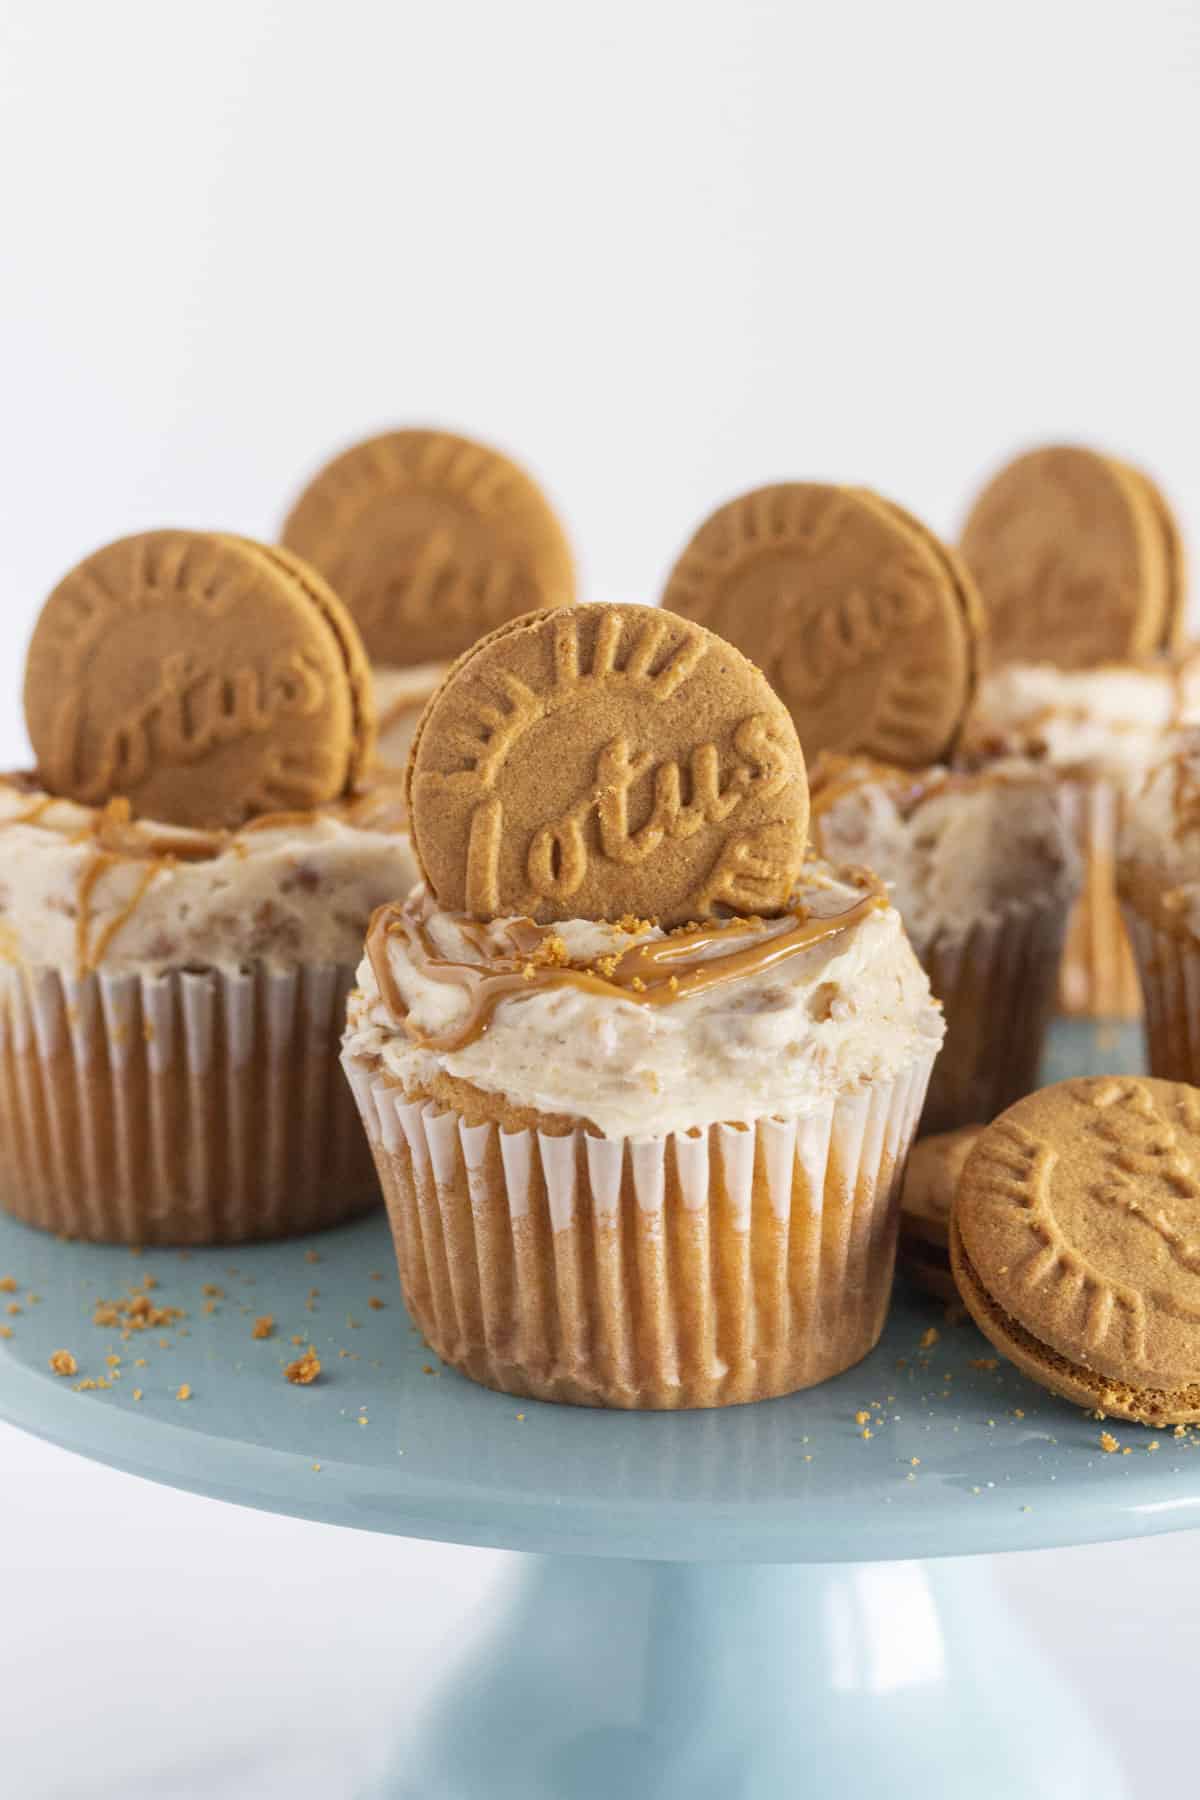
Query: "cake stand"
0 1020 1177 1799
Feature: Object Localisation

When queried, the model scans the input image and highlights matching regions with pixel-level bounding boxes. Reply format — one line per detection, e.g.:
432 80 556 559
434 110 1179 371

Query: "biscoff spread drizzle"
0 774 411 974
366 875 889 1053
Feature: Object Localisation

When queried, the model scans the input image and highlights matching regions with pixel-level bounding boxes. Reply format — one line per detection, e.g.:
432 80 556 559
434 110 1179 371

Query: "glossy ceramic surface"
0 1019 1168 1566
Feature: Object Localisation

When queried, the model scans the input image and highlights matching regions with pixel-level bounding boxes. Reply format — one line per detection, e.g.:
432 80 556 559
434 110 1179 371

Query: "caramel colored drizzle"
366 877 889 1054
81 857 170 971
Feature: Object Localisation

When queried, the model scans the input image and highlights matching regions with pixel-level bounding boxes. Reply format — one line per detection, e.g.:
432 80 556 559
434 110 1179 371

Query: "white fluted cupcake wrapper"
918 894 1070 1135
343 1050 935 1409
1123 907 1200 1083
0 961 377 1244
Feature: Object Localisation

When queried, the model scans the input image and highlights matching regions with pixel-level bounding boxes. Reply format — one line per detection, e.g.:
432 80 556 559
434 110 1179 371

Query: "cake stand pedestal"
0 1021 1164 1799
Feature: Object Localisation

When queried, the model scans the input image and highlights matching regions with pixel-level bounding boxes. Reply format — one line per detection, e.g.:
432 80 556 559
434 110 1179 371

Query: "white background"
1 2 1199 1793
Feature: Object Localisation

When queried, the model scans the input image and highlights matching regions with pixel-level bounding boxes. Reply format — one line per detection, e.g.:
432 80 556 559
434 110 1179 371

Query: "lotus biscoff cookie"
24 530 375 831
344 604 943 1407
2 530 415 1245
281 428 575 669
661 483 979 767
406 602 810 927
952 1077 1200 1424
960 445 1176 670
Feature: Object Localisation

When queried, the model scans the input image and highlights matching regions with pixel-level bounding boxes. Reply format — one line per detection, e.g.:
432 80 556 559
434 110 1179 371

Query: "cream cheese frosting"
372 661 449 771
810 756 1081 947
966 658 1200 781
1120 732 1200 939
0 776 417 974
344 860 945 1140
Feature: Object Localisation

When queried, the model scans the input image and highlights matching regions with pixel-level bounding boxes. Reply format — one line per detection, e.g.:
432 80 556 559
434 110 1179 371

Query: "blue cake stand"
0 1021 1178 1798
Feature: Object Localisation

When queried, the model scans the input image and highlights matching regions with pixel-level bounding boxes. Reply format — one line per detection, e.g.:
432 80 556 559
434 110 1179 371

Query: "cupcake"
1119 731 1200 1082
281 427 575 773
960 444 1192 1018
810 755 1080 1133
661 480 1070 1132
342 604 943 1408
0 530 417 1245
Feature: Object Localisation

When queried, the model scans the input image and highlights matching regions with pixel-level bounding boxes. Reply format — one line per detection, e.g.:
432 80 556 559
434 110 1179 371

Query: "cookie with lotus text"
661 484 979 767
899 1124 983 1302
959 446 1174 670
281 428 575 667
24 530 375 831
951 1076 1200 1424
406 602 809 926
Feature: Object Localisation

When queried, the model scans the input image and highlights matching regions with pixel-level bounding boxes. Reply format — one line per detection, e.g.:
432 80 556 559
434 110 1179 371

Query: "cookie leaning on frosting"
342 603 943 1409
960 443 1194 1019
281 427 575 774
662 483 1079 1135
0 530 418 1245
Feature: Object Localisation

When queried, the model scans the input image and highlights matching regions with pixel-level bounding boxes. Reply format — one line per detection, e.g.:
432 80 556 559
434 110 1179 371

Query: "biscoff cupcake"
0 530 417 1244
960 444 1192 1018
811 754 1080 1133
660 480 1068 1133
1119 731 1200 1082
341 604 942 1409
282 427 575 776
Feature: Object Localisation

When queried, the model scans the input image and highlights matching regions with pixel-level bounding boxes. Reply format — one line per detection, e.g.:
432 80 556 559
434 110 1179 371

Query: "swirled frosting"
344 859 944 1139
809 754 1080 947
0 774 417 974
1120 730 1200 939
965 657 1200 780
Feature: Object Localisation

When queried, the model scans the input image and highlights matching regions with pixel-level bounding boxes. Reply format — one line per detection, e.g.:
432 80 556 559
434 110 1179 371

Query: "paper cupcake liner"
0 962 377 1244
919 895 1070 1135
1057 778 1141 1019
341 1051 934 1409
1123 904 1200 1084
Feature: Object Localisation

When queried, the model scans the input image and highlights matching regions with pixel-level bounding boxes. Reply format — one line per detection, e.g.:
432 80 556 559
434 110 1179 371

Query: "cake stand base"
381 1552 1127 1800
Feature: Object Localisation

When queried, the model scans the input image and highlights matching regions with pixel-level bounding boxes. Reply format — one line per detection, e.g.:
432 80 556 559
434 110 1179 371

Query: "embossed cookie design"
24 530 375 830
662 484 978 767
952 1076 1200 1423
281 429 575 667
959 445 1176 669
407 603 809 926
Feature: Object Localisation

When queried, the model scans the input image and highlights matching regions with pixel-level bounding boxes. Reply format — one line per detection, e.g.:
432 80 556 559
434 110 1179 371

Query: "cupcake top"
1119 730 1200 920
347 857 943 1140
965 657 1200 781
809 753 1080 947
0 775 415 975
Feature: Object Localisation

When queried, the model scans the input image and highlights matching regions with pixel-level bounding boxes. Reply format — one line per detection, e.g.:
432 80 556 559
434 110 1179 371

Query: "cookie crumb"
367 1296 385 1312
252 1316 275 1340
919 1327 939 1350
132 1389 143 1401
1099 1432 1119 1454
969 1357 998 1371
49 1350 77 1377
176 1384 191 1402
854 1409 870 1425
0 1277 17 1293
285 1349 321 1386
304 1250 320 1265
